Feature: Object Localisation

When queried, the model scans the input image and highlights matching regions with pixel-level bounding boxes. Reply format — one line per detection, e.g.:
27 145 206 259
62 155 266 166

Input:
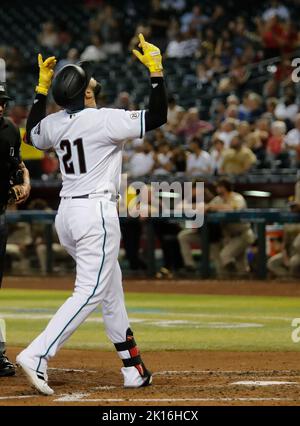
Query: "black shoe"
0 355 16 377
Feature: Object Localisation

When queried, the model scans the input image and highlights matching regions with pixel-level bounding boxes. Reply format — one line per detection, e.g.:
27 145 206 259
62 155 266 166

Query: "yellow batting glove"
36 54 57 96
132 34 163 74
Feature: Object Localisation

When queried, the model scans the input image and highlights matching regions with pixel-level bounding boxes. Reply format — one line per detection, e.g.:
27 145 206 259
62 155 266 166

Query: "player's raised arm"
25 54 56 146
132 34 168 131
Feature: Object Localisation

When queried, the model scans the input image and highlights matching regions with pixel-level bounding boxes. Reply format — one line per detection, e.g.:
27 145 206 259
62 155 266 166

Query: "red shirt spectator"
267 121 287 155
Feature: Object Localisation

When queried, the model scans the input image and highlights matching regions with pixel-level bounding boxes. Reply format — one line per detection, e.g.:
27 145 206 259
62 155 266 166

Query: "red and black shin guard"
114 328 151 385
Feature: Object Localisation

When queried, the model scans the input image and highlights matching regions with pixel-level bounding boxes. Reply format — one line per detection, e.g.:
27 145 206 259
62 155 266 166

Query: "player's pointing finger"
38 53 43 68
138 33 146 49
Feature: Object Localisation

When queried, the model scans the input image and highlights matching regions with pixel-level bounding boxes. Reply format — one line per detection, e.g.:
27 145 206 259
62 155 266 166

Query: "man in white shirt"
275 94 298 124
187 137 213 176
285 114 300 149
129 141 154 177
80 35 108 62
262 1 290 21
16 34 168 395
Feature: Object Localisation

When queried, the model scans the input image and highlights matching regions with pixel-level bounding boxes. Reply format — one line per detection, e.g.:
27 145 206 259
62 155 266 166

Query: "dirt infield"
2 276 300 406
1 348 300 406
3 275 300 297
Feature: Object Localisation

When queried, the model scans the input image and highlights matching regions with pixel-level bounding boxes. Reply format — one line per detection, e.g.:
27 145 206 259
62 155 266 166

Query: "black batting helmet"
52 62 93 112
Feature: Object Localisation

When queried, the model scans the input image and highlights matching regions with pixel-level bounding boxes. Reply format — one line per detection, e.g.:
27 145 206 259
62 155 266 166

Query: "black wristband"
145 77 168 132
26 93 47 144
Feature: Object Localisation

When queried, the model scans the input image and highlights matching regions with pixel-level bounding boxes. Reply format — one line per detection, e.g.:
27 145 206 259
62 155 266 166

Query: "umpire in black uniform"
0 84 31 376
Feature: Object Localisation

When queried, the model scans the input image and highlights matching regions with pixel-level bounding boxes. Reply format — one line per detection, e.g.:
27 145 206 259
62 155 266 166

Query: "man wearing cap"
0 84 31 376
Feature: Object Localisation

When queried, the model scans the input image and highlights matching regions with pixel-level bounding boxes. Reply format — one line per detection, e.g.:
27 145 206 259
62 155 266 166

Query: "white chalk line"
2 375 300 402
48 368 97 373
54 394 300 403
231 381 300 386
154 369 300 376
0 310 294 323
0 312 266 330
0 395 35 401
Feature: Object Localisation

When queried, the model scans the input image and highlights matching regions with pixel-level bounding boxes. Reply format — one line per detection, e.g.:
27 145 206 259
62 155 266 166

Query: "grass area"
1 289 300 352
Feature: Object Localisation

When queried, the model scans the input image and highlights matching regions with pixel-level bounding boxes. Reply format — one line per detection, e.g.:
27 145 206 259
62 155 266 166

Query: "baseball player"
0 84 31 376
17 34 167 395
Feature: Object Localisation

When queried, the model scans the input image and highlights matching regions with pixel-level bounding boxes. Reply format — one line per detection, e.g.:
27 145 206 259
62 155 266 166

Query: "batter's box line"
154 370 300 377
48 368 97 373
53 394 300 403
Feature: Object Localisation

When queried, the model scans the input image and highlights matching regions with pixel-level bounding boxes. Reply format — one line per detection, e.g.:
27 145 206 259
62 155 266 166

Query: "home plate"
231 381 299 387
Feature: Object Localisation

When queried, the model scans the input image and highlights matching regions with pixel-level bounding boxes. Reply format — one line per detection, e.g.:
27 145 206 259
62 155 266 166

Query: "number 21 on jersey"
60 138 87 175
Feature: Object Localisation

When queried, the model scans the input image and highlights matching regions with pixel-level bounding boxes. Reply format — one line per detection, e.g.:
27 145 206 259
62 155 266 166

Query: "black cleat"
0 355 16 377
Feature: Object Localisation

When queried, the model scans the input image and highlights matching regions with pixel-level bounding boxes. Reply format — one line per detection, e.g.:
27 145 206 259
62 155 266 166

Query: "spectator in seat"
267 120 289 167
256 14 283 58
187 137 213 176
275 92 299 128
195 63 213 86
246 132 267 167
148 0 170 52
210 137 225 175
96 4 122 54
113 91 135 111
217 118 239 148
247 93 263 124
177 107 213 142
166 95 185 133
285 113 300 167
263 97 279 120
172 146 187 173
221 135 256 175
180 5 209 34
152 142 173 175
206 179 255 276
238 121 251 140
80 35 107 62
262 1 290 22
225 104 239 120
128 140 154 178
165 33 185 58
56 48 79 72
38 21 59 49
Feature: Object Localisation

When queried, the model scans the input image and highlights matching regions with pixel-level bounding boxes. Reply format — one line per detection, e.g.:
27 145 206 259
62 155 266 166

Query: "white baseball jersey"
30 108 146 197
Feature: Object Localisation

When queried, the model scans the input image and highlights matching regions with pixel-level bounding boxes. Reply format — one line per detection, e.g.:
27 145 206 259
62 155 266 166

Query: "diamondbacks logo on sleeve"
130 112 140 120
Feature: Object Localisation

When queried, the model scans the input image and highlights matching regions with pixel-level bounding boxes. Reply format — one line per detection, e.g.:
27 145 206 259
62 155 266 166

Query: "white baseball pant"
18 195 130 374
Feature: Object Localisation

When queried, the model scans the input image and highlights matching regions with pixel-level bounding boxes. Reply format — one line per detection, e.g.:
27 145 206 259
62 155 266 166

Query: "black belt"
62 192 119 201
70 194 89 199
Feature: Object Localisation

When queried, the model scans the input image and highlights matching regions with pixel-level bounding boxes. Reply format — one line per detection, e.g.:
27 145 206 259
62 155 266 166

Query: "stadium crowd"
1 0 300 178
1 0 300 278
